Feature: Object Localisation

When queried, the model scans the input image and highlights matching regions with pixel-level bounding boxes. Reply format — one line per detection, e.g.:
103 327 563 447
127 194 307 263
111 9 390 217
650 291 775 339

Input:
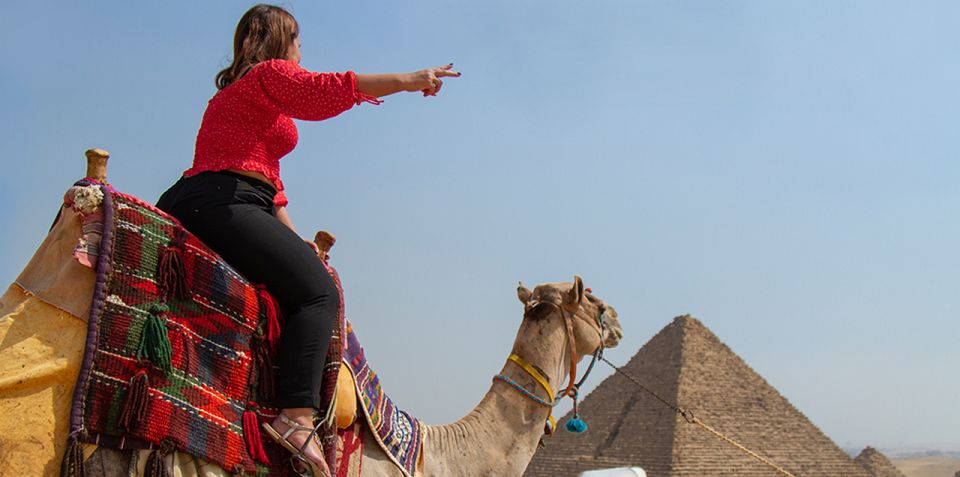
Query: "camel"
0 150 624 477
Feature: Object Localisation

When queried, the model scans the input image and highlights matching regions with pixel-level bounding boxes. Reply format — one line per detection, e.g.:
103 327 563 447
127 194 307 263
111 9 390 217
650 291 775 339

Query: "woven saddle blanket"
341 319 424 476
65 182 345 475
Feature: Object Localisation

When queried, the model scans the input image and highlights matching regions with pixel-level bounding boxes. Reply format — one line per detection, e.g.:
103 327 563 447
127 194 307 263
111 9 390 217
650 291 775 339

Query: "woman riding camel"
156 4 460 476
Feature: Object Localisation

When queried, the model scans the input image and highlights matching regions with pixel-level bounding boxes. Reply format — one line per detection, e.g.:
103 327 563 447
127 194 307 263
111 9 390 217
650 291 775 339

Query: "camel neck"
423 323 570 476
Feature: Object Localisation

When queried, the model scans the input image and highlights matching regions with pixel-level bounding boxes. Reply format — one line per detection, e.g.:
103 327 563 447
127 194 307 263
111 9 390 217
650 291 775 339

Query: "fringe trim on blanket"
157 238 188 301
253 335 275 402
256 285 282 354
143 440 174 477
243 403 270 465
119 367 150 432
137 305 172 372
60 436 86 477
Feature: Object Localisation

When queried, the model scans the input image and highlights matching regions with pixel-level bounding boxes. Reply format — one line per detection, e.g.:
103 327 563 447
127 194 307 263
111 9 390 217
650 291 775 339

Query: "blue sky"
1 1 957 452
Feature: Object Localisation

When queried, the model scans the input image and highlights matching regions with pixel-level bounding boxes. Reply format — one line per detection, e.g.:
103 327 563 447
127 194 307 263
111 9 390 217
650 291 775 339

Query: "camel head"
515 276 623 362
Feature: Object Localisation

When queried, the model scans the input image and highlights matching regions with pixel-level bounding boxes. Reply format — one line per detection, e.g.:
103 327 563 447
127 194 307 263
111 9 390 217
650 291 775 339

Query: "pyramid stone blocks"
525 315 873 477
854 447 906 477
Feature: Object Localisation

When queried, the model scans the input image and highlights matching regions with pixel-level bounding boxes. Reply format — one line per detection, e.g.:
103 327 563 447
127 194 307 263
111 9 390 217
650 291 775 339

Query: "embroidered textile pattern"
343 320 424 476
67 184 346 475
319 261 347 471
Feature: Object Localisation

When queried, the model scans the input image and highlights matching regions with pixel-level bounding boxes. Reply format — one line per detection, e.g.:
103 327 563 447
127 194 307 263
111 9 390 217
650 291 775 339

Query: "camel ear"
517 282 532 304
564 275 584 310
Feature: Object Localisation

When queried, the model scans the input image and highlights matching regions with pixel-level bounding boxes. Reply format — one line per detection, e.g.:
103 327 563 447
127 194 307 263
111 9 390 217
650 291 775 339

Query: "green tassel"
138 304 172 371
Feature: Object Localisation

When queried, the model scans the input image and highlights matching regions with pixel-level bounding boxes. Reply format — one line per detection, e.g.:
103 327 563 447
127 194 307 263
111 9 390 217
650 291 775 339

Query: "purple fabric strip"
68 181 115 436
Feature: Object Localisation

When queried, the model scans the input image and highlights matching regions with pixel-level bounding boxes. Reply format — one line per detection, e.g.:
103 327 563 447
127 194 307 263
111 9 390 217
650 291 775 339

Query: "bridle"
493 295 609 436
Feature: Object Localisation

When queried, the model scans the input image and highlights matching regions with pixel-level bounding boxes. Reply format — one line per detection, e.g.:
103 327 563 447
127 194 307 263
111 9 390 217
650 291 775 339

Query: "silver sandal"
261 414 331 477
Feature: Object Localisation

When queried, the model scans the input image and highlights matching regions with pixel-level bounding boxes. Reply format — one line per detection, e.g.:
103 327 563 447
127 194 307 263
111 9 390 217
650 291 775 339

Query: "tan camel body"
1 155 622 477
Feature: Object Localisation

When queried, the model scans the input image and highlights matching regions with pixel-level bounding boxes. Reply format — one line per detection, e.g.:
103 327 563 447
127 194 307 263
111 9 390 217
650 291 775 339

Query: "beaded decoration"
494 373 553 407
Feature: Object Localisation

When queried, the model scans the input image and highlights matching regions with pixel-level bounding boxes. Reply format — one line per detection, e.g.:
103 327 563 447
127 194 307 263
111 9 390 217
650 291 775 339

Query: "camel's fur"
0 198 623 477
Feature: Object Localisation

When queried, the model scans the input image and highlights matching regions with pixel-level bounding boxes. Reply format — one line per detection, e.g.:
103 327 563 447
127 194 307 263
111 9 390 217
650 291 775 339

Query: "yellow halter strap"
501 303 607 437
508 353 555 402
507 353 558 434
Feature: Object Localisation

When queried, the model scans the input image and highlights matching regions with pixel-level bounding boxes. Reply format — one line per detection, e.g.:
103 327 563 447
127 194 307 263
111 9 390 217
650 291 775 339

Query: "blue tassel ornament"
565 388 588 433
566 416 588 433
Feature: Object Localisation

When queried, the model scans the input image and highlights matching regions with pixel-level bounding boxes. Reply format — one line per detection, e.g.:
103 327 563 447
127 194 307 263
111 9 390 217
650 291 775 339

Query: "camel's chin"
604 328 624 348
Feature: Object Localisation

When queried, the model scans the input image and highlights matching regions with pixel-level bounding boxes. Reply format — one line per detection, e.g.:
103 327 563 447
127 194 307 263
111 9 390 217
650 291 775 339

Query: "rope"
600 357 797 477
688 416 797 477
494 374 553 407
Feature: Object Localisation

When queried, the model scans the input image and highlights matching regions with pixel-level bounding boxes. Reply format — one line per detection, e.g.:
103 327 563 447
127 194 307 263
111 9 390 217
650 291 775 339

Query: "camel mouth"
601 306 623 348
604 325 624 348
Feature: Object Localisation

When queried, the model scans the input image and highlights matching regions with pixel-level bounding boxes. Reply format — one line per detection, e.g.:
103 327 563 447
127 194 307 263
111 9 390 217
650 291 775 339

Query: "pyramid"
854 447 907 477
524 315 871 477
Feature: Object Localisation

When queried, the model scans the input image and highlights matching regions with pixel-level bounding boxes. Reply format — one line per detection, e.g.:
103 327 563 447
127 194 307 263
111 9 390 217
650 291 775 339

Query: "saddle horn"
85 148 110 184
314 230 336 261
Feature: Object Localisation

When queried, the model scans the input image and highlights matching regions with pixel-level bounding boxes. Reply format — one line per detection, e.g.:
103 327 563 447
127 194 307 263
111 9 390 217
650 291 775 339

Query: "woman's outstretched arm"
357 63 461 98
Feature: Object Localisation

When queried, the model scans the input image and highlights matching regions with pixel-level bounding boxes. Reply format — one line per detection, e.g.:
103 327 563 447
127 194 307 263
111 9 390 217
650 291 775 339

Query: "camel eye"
524 302 552 321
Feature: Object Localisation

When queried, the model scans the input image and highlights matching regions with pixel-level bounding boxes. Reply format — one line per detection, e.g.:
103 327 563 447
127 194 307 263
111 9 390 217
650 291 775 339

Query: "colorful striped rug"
63 181 344 476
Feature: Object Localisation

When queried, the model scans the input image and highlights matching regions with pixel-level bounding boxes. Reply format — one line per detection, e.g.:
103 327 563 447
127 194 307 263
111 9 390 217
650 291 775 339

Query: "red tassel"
253 337 275 402
119 368 150 431
59 436 85 477
256 285 282 353
158 244 188 300
243 404 270 464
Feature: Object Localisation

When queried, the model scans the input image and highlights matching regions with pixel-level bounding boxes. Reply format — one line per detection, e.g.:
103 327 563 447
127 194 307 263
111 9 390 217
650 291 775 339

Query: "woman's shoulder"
249 59 304 77
220 60 302 96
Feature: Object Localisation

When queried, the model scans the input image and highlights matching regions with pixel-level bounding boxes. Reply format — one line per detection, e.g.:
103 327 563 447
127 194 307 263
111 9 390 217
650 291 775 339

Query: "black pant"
157 171 339 409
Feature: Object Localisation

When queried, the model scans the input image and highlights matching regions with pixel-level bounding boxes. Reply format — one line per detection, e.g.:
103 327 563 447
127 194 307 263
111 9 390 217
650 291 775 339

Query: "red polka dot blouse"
185 59 380 207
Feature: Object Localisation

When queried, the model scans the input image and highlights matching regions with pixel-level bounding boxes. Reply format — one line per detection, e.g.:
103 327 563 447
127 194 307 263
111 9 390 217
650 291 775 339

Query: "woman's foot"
269 408 331 477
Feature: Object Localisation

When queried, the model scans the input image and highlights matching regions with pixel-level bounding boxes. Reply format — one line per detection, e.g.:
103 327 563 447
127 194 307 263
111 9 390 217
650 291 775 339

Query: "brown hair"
215 4 299 90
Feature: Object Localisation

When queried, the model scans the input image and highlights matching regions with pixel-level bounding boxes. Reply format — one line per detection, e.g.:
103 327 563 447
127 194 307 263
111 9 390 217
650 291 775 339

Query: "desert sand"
893 456 960 477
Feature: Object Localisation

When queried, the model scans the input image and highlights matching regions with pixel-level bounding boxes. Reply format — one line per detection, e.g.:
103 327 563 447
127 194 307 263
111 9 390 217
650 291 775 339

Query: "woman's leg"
192 206 336 474
157 174 336 473
160 174 340 407
182 203 339 408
